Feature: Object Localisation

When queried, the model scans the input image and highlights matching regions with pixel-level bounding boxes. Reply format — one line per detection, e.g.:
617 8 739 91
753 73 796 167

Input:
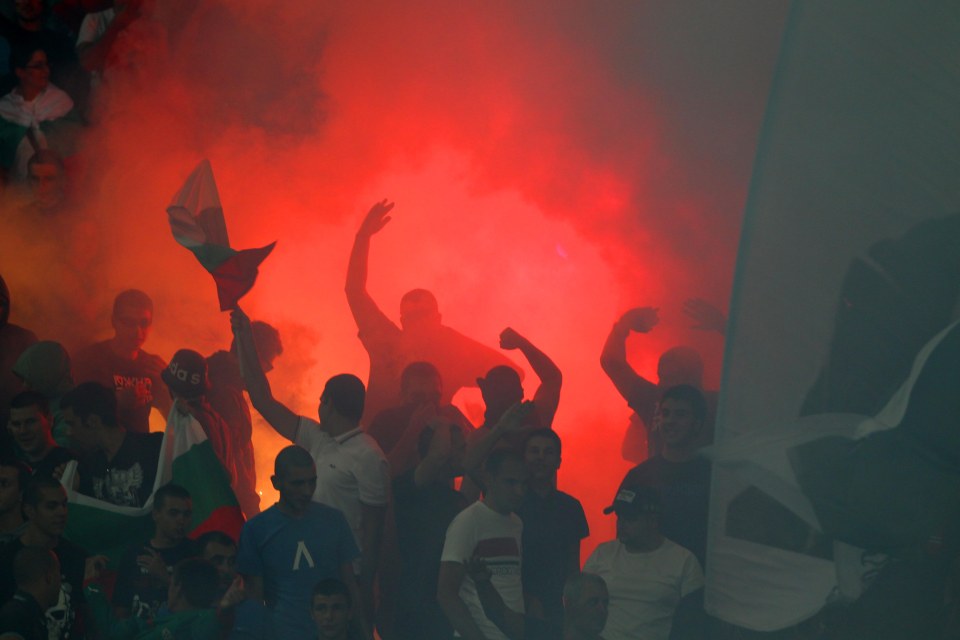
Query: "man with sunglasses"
74 289 170 434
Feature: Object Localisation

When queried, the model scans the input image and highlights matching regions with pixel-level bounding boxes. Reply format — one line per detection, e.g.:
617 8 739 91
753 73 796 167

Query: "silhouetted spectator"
517 429 588 623
112 483 198 620
438 448 527 640
585 485 703 640
616 385 711 568
392 420 469 640
207 318 283 518
0 546 61 640
162 348 236 487
345 199 518 423
0 456 29 544
61 381 162 508
198 530 238 603
73 289 171 435
233 446 365 640
7 390 74 477
600 305 719 462
369 361 473 479
232 306 388 625
11 340 73 446
0 45 75 182
0 476 89 640
0 273 37 431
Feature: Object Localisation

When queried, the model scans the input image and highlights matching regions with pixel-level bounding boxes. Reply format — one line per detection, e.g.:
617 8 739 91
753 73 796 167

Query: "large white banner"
706 0 960 632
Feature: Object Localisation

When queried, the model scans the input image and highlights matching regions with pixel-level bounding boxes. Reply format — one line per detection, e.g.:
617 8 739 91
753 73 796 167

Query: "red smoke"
1 1 787 554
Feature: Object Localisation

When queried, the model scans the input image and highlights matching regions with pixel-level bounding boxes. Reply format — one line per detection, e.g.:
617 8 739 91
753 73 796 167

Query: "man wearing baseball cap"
584 484 704 640
163 349 235 487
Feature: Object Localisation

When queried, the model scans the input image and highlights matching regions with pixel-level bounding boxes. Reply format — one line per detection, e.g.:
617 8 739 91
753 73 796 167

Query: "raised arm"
345 199 396 330
230 307 300 440
683 298 728 336
499 328 562 427
600 307 659 403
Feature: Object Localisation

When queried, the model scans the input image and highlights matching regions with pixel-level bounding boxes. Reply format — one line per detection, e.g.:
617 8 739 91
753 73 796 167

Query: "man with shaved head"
233 445 366 639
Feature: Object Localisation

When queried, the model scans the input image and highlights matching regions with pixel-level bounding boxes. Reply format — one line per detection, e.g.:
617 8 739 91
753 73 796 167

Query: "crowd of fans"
0 185 723 640
7 3 954 640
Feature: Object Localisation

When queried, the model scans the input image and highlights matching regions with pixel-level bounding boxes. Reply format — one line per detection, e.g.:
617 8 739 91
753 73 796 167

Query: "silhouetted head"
478 366 523 422
61 382 119 455
229 320 282 373
12 546 61 609
8 390 54 459
399 289 441 333
523 428 562 481
657 384 706 450
153 483 192 544
311 578 353 640
12 46 50 96
318 374 365 426
198 531 238 589
111 289 154 353
400 361 442 406
482 449 527 515
563 573 609 637
657 346 704 389
168 558 219 612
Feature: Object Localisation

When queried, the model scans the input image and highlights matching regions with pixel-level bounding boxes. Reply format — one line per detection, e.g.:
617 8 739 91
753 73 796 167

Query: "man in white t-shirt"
438 448 527 640
584 484 704 640
230 307 389 626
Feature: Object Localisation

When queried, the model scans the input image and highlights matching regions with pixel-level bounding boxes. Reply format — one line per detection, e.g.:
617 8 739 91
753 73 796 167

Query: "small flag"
167 160 275 311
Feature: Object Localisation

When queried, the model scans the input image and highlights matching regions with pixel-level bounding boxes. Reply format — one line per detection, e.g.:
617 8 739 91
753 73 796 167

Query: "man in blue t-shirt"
234 445 365 639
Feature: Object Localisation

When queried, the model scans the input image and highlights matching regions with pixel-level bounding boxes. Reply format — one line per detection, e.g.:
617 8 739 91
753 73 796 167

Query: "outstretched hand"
358 199 395 238
499 327 526 350
683 298 727 333
621 307 659 333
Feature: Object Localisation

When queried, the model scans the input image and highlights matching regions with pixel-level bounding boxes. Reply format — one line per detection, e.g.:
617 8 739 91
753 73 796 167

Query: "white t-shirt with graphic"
441 501 524 640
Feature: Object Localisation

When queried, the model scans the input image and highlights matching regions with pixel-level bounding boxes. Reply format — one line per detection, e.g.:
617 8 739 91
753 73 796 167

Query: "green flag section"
706 0 960 634
167 160 275 311
63 407 243 559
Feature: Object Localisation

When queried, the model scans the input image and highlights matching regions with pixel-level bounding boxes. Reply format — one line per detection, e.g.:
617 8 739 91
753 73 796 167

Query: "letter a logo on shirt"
293 540 315 570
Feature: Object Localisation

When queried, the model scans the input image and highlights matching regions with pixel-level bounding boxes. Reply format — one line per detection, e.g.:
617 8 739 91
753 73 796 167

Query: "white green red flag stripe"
62 408 244 557
167 160 275 311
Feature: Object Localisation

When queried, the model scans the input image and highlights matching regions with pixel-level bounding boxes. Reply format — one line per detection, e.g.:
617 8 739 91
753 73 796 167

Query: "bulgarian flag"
62 407 244 559
167 160 275 311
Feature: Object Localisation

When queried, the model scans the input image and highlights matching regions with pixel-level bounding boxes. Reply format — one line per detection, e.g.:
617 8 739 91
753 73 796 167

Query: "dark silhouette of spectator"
73 289 171 435
464 560 610 640
392 420 469 640
616 385 711 568
61 381 162 508
0 546 61 640
207 318 283 518
311 578 355 640
0 476 89 640
345 199 519 423
0 456 30 544
231 306 388 626
0 45 76 183
438 447 527 640
162 348 236 488
584 485 703 640
0 273 37 435
600 304 720 462
368 361 473 479
11 340 73 446
233 445 367 640
517 429 588 623
0 0 82 100
7 390 75 477
112 482 198 620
